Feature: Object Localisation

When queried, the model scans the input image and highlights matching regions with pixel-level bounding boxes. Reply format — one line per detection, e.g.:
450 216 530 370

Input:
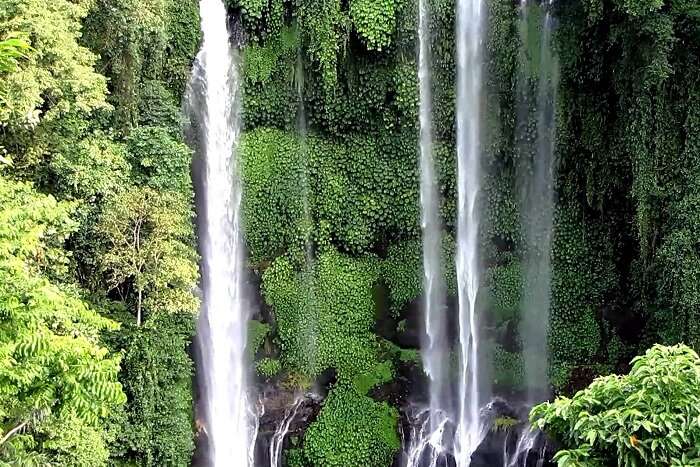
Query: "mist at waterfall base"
185 0 255 465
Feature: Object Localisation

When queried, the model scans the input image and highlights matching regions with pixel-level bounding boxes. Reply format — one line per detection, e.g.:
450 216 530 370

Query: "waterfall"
185 0 253 464
404 1 451 464
404 408 451 467
502 2 559 465
418 0 449 443
518 0 558 405
455 0 485 462
269 396 305 467
504 429 547 467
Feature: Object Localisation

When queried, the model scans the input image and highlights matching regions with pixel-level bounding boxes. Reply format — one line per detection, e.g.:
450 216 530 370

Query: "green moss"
492 416 519 432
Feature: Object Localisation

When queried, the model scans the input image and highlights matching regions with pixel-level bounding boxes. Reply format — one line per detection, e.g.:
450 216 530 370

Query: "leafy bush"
256 358 282 378
109 311 196 466
0 176 125 464
303 387 399 467
531 344 700 466
262 250 382 383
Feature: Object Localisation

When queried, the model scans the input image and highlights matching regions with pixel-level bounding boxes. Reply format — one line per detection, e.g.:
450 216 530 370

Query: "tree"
0 175 125 464
0 0 108 128
531 344 700 467
96 187 198 326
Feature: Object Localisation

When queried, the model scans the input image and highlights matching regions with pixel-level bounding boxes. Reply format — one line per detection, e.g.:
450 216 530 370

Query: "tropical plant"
531 344 700 467
0 176 125 464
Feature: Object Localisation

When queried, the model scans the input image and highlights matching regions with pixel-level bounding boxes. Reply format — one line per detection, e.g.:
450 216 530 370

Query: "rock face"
472 398 557 467
254 385 323 466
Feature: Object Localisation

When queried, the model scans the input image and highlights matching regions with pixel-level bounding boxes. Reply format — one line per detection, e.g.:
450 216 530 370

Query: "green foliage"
488 341 524 390
0 176 125 463
233 0 285 41
126 126 194 194
486 259 522 324
349 0 396 51
549 203 616 373
248 320 270 358
256 358 282 378
0 0 200 464
0 35 29 74
108 311 196 466
298 0 348 89
380 239 456 316
351 360 393 395
47 131 130 202
83 0 200 127
244 25 298 84
0 0 109 168
262 250 382 383
531 345 700 466
241 128 421 258
303 387 400 467
240 129 307 262
492 416 519 432
95 187 198 325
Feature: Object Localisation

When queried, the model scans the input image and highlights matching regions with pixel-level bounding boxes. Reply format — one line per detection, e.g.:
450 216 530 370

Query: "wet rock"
395 298 421 348
254 385 323 466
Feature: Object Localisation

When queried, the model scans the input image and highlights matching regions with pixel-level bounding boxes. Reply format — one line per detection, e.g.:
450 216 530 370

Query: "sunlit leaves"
0 175 124 464
531 345 700 466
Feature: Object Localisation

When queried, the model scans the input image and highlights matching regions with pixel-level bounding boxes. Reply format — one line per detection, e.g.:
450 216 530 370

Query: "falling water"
404 1 450 464
418 0 448 439
186 0 253 465
454 0 485 463
503 2 559 466
518 0 558 405
504 429 547 467
269 396 304 467
404 408 451 466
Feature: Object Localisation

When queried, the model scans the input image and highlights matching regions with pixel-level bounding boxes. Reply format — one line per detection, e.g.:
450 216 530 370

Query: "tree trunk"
137 287 142 326
0 420 28 446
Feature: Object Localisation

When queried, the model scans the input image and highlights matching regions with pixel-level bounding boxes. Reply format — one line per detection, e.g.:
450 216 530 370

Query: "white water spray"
455 0 485 462
186 0 253 464
404 408 451 467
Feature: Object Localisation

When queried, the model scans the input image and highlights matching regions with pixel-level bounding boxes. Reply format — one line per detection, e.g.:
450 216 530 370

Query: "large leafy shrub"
531 344 700 466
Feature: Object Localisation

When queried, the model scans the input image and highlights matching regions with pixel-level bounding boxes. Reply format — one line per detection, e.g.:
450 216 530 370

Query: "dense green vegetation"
0 0 200 464
531 344 700 466
0 0 698 465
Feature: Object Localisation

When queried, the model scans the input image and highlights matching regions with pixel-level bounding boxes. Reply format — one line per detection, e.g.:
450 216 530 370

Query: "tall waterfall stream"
186 0 254 464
